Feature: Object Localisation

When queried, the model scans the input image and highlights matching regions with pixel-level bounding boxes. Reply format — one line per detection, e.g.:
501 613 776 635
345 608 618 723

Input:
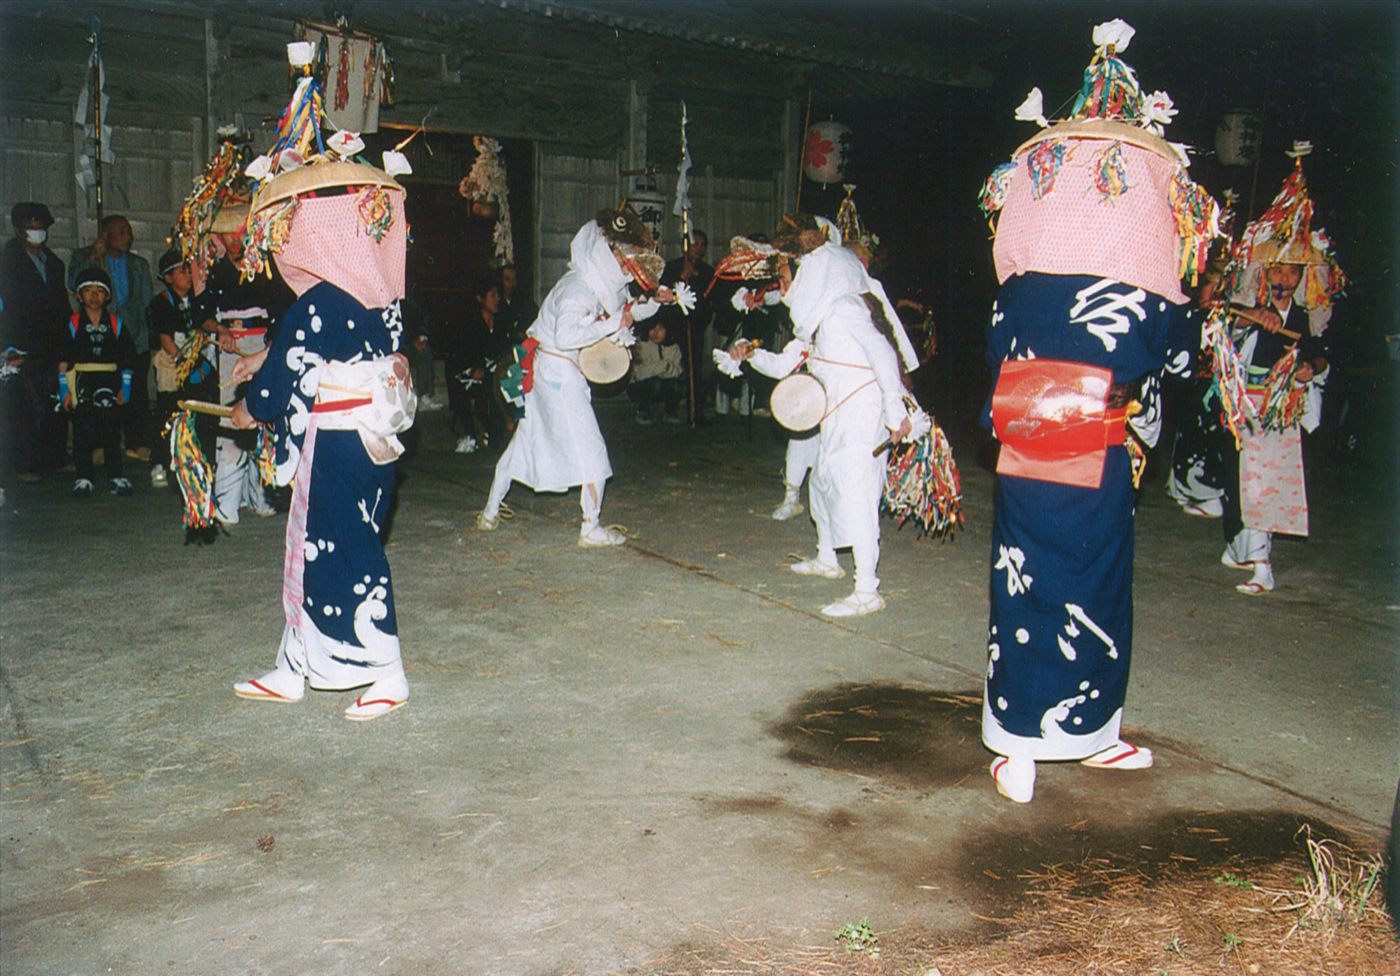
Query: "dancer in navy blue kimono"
230 280 412 720
223 71 414 719
975 19 1219 802
982 274 1196 799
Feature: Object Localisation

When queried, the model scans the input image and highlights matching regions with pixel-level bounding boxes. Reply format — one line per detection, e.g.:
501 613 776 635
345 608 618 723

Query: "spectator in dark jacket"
0 202 70 479
445 278 513 453
496 264 538 343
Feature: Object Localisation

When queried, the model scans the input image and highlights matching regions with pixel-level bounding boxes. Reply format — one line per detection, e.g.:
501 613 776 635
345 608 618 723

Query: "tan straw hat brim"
251 161 403 214
209 203 250 234
1251 238 1328 267
1014 118 1179 164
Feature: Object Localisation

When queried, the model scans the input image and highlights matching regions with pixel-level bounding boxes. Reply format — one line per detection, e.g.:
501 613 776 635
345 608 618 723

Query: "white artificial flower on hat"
382 151 413 178
1142 91 1177 133
1092 19 1135 53
1014 87 1049 128
327 130 365 158
287 41 316 67
245 154 273 180
216 123 240 139
1287 140 1314 158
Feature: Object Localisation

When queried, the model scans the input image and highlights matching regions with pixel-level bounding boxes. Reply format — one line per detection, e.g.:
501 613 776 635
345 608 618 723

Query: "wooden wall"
0 1 799 298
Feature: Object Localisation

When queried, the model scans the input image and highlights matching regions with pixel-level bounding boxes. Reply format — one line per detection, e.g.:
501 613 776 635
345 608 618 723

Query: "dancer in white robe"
735 217 915 617
476 211 664 546
731 283 818 521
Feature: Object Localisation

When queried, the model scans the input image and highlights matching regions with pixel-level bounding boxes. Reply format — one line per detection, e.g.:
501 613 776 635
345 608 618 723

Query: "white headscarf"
784 222 920 371
568 220 630 316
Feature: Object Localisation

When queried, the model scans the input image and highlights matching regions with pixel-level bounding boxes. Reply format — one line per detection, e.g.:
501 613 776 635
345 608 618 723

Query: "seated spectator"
496 264 538 343
401 295 442 412
628 320 683 424
445 277 512 452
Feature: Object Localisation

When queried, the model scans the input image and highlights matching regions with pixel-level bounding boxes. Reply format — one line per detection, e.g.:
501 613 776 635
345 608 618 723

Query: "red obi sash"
991 359 1126 489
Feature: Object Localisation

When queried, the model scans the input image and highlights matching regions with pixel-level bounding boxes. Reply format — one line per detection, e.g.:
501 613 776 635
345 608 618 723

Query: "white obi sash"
312 354 417 464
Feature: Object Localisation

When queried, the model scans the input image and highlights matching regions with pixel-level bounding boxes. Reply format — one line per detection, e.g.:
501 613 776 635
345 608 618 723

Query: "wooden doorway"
364 129 534 344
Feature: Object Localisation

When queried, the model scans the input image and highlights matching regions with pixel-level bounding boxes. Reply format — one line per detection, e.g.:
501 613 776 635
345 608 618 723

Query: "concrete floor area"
2 398 1395 975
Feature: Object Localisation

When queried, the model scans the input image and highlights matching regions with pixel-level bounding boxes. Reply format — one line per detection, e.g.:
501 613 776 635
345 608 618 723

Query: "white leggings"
214 436 269 522
484 471 605 529
1226 526 1271 564
783 434 819 494
814 533 880 594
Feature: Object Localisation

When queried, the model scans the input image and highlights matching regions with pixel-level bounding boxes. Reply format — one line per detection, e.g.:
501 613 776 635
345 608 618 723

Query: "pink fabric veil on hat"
978 20 1220 305
240 43 410 309
272 188 406 309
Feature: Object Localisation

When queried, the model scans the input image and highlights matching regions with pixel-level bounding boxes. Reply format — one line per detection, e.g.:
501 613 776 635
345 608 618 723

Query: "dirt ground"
2 395 1395 975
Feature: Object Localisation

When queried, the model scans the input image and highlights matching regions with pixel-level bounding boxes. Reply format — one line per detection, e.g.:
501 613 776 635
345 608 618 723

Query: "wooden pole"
794 89 812 213
90 20 105 222
677 103 698 425
1245 73 1270 225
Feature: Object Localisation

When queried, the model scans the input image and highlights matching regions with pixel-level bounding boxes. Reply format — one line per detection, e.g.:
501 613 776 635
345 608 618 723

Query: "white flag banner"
672 100 692 220
74 38 112 190
303 26 386 134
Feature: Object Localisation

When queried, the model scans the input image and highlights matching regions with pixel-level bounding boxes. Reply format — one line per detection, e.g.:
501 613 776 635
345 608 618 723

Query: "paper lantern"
1215 110 1261 167
628 174 666 242
802 120 851 185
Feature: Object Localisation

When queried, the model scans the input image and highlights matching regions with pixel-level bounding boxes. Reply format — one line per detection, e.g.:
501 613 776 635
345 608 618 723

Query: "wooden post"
204 18 217 155
794 89 812 214
90 21 104 223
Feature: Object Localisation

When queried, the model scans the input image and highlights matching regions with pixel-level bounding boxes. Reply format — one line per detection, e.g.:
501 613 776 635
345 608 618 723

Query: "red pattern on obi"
991 359 1119 489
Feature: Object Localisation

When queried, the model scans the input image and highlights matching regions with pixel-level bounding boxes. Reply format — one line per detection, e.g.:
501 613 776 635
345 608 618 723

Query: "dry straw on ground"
638 834 1396 976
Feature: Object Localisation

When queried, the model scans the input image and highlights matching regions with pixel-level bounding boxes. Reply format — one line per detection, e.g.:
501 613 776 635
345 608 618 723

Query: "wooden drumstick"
177 399 235 417
1232 306 1301 341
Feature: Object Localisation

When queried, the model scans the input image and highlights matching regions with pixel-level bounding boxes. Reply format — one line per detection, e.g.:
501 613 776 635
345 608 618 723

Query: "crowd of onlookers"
0 203 934 514
1 202 290 514
0 201 541 509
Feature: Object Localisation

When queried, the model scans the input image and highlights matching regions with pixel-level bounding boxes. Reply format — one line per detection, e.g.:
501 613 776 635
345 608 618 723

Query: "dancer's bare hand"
889 416 912 444
228 400 257 429
229 347 269 385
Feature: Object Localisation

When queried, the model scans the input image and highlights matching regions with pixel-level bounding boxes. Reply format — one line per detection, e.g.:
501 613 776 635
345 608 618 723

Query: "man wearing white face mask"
0 203 71 483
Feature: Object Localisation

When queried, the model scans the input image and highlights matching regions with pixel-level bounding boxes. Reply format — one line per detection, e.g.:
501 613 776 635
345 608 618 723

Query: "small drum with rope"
769 372 825 432
578 338 631 384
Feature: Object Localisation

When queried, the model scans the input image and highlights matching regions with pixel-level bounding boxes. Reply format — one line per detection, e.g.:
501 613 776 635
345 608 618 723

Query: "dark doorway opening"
364 128 534 351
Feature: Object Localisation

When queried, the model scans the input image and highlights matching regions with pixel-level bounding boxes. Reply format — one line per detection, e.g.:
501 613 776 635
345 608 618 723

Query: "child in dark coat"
59 267 135 496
